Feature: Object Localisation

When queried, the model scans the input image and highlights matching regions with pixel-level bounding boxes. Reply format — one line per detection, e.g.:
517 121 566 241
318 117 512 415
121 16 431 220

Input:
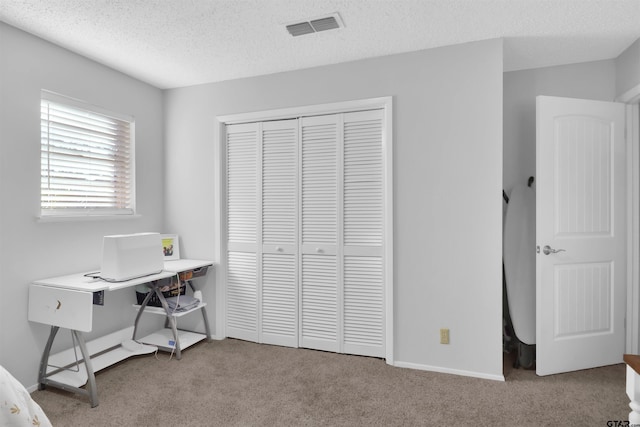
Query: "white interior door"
536 95 626 376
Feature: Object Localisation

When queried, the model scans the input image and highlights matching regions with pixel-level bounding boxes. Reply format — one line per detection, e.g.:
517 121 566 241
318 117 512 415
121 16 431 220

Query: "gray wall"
503 60 617 194
0 23 166 387
165 39 505 379
616 38 640 97
505 35 640 194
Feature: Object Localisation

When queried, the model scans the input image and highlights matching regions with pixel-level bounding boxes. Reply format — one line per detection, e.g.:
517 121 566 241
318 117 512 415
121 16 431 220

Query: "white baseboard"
394 360 505 382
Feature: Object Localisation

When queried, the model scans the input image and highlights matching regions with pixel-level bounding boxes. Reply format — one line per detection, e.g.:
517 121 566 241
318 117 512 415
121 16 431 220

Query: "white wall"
165 39 504 379
0 23 165 387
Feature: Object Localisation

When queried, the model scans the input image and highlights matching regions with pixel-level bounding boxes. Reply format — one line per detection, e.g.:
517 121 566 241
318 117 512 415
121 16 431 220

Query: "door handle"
542 245 566 255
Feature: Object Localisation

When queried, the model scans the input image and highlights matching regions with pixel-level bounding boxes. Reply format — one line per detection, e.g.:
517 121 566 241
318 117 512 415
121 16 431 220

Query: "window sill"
37 214 142 223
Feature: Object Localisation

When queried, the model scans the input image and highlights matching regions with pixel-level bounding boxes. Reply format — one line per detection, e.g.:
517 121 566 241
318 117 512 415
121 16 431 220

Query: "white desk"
28 259 214 407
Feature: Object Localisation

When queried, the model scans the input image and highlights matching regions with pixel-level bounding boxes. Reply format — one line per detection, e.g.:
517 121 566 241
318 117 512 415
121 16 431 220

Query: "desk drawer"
28 285 93 332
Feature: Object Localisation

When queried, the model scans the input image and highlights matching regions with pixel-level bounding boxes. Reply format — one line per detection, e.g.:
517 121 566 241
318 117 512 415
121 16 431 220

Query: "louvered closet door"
299 110 385 358
261 119 298 347
300 114 340 353
342 110 385 358
226 122 260 342
226 110 386 358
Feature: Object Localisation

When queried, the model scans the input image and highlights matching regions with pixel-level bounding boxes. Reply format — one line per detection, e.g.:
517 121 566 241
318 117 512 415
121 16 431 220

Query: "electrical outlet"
440 328 450 344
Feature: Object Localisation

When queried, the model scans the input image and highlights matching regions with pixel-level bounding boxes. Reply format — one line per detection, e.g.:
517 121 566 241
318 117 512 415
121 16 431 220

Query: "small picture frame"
161 234 180 260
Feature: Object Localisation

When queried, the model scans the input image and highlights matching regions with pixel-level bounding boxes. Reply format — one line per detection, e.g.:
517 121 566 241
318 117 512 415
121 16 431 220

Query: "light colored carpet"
31 338 629 426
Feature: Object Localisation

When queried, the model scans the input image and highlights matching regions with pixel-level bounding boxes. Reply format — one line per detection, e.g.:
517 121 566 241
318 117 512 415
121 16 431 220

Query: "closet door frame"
215 96 394 364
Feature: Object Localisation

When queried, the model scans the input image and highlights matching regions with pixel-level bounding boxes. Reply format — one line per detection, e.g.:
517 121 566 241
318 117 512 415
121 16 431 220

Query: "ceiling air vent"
286 13 344 37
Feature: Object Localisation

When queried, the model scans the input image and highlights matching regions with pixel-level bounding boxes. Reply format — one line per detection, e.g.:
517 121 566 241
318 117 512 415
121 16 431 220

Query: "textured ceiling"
1 0 639 89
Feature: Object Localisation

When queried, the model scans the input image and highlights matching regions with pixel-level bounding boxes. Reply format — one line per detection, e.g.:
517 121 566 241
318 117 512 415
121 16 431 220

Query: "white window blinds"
40 92 135 217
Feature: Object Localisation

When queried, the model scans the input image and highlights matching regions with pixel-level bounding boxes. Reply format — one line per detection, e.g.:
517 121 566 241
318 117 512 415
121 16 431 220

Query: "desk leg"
132 290 154 341
72 330 99 408
38 327 99 407
155 288 182 360
186 280 212 342
38 326 59 390
200 305 212 342
166 315 182 360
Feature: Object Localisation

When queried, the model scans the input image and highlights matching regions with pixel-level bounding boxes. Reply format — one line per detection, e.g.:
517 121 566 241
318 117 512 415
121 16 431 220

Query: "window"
40 91 135 217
